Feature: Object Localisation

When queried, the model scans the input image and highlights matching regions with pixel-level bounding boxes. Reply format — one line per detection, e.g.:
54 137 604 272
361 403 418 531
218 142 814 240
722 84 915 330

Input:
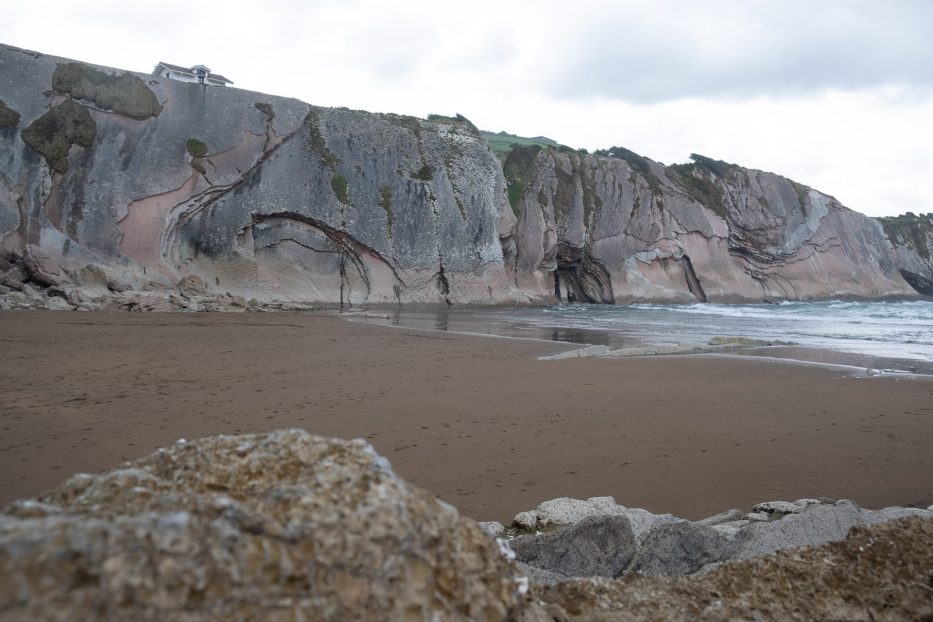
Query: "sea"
354 300 933 375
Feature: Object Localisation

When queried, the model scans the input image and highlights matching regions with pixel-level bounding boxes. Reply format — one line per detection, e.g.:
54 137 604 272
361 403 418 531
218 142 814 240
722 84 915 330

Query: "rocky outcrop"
504 147 914 302
0 44 919 307
504 495 932 583
1 432 931 620
512 516 933 621
878 212 933 295
0 429 521 621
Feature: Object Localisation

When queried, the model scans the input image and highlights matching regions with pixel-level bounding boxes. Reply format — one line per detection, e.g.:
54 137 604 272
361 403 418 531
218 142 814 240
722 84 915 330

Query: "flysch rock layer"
0 44 923 310
0 430 521 621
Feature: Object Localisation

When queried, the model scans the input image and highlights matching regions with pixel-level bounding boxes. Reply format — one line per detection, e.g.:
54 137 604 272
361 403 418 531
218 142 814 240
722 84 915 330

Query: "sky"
3 0 932 217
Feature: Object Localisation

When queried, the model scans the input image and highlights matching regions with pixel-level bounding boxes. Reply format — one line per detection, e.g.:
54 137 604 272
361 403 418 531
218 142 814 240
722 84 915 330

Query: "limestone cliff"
502 146 913 303
0 44 919 307
877 212 933 295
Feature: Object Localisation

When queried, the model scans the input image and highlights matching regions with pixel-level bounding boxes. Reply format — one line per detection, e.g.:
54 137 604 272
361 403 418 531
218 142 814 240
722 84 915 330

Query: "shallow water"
355 300 933 373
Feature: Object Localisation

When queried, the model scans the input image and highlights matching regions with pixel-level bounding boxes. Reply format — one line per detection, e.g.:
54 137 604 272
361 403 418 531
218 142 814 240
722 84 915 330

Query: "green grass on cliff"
186 138 208 158
594 146 662 193
21 99 96 173
480 131 559 157
378 186 394 230
668 154 737 219
878 213 933 259
502 144 543 217
0 99 20 128
52 62 162 120
331 174 350 205
427 113 480 136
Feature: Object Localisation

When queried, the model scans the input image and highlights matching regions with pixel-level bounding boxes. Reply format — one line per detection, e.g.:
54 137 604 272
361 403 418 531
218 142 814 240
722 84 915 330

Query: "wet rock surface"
0 430 520 621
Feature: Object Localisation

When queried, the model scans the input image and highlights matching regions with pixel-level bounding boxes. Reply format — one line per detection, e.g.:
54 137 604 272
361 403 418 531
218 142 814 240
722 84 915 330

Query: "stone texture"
478 521 506 538
511 516 933 621
697 508 745 526
877 213 933 295
752 500 803 515
509 516 637 579
0 430 521 621
507 496 932 583
628 521 735 577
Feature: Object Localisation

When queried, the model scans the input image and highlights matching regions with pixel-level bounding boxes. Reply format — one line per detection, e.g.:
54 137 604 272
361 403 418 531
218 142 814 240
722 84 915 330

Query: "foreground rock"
507 496 932 583
1 431 931 620
512 516 933 621
0 430 520 621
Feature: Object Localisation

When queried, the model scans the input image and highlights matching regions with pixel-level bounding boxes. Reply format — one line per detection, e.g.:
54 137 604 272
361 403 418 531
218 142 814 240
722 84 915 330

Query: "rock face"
0 44 920 308
512 516 933 622
0 430 521 621
878 212 933 295
503 147 913 303
506 496 932 583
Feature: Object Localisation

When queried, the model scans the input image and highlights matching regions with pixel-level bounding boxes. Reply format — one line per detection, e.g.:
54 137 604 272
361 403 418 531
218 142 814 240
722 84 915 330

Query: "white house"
152 62 233 87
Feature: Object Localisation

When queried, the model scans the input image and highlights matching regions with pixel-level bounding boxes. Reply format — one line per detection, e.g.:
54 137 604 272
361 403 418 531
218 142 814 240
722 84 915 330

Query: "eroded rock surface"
0 430 521 621
506 495 932 582
878 212 933 295
0 44 921 308
511 516 933 621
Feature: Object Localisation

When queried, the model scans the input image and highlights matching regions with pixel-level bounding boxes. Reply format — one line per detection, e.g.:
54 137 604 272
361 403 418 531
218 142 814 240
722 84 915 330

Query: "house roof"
154 61 233 84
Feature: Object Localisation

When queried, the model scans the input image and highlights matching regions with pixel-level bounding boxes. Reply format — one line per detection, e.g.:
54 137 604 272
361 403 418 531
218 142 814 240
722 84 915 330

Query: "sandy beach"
1 310 931 522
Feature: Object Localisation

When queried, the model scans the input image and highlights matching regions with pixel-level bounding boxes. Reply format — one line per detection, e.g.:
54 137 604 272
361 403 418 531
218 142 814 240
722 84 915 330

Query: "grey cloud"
541 1 933 102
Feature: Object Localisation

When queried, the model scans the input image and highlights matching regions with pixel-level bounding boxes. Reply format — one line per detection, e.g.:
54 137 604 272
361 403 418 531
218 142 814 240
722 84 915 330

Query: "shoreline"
340 305 933 376
1 309 932 522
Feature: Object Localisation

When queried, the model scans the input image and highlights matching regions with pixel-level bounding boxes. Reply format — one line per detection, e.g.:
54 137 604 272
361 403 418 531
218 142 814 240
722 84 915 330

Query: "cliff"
0 44 920 307
877 213 933 295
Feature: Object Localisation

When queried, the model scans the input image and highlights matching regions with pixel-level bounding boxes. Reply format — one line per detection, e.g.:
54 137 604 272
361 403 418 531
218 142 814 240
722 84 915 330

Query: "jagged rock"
753 500 804 515
513 511 538 530
511 517 933 621
515 562 565 587
628 521 735 577
44 295 74 311
509 516 637 579
0 430 521 621
478 521 506 538
512 496 626 529
0 264 26 289
697 508 745 526
22 244 66 286
508 496 932 584
877 213 933 295
176 274 208 295
732 501 866 560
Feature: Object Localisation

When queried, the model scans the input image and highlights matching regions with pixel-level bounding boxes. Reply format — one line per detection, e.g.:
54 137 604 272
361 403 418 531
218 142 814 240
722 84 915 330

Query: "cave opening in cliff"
553 244 614 304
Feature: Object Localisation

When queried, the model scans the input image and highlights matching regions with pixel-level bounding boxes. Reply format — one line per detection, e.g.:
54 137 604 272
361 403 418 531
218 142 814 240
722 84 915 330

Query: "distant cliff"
876 213 933 295
0 44 920 308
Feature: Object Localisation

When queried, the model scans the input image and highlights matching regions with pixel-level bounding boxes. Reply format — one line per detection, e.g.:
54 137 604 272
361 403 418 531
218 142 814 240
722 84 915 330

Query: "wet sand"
1 310 931 522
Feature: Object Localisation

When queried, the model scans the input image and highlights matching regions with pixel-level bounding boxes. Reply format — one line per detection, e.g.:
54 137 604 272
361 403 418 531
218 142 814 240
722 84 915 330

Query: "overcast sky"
3 0 932 217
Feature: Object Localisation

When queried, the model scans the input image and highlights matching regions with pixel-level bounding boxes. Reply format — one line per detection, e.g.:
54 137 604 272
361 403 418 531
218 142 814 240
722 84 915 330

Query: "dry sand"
1 310 931 522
